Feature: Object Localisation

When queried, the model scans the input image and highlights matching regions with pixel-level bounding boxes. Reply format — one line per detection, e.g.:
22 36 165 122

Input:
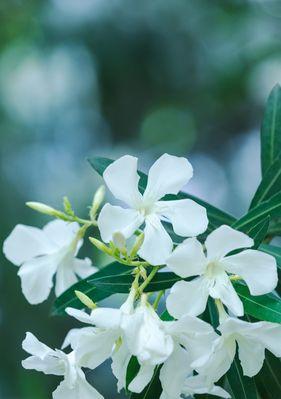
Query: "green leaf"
268 218 281 237
226 354 258 399
126 357 140 391
234 283 281 323
250 159 281 209
255 351 281 399
130 367 162 399
261 84 281 176
247 216 270 249
51 262 131 315
89 272 183 294
260 243 281 267
88 156 236 233
232 192 281 233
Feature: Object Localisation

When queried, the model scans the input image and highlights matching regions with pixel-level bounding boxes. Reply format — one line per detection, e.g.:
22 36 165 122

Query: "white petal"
98 204 143 243
255 322 281 357
62 327 96 350
90 307 122 329
55 259 78 297
156 199 208 237
182 375 231 398
22 355 64 375
53 375 104 399
3 224 54 266
166 278 209 318
128 364 155 393
237 337 265 377
222 249 278 295
66 308 94 324
43 220 80 249
205 225 253 260
18 254 58 304
159 345 192 399
111 342 132 392
103 155 142 207
143 154 193 203
210 272 244 317
22 332 53 358
166 238 207 278
75 328 118 369
138 214 173 265
73 257 97 279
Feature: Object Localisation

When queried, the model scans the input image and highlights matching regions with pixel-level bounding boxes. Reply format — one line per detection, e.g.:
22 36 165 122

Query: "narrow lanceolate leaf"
232 192 281 233
130 366 162 399
247 216 270 249
226 354 258 399
250 159 281 209
259 243 281 294
51 262 131 316
255 351 281 399
261 84 281 176
268 218 281 237
88 156 236 232
89 272 183 294
234 283 281 323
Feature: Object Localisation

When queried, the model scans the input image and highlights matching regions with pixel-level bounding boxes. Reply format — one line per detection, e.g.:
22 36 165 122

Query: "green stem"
138 266 160 295
153 290 165 310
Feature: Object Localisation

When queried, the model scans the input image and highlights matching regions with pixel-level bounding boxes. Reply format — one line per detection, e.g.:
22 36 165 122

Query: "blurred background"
1 0 281 397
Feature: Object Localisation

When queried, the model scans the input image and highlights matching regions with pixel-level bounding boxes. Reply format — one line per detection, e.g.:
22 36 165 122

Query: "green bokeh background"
1 1 281 398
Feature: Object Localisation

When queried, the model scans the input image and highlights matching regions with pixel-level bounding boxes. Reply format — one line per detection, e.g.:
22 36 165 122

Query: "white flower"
22 332 103 399
98 154 208 265
181 374 230 399
166 225 277 318
193 316 281 383
3 220 95 304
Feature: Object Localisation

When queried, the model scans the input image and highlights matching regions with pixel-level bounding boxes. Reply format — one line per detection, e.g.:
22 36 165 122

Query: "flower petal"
3 224 54 266
55 260 78 297
138 214 173 265
166 238 207 278
43 220 80 249
166 278 209 318
111 342 131 392
22 332 53 358
222 249 278 295
18 254 58 304
210 273 244 316
98 204 143 243
159 345 192 399
53 375 104 399
143 154 193 203
103 155 142 207
156 199 208 237
182 375 231 398
205 225 253 260
66 308 95 324
73 258 97 279
90 307 122 329
128 364 155 393
237 337 265 377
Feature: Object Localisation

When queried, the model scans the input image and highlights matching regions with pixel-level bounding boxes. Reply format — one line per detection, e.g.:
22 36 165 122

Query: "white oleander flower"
22 332 103 399
193 316 281 383
181 374 230 399
3 220 95 304
98 154 208 265
166 225 277 318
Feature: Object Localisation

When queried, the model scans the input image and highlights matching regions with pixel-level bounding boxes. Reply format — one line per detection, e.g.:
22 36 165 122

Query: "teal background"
1 1 281 397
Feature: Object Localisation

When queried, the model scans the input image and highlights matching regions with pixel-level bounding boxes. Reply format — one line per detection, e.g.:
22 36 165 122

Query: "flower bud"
89 237 113 256
26 202 66 219
130 233 144 258
90 185 105 220
75 290 97 309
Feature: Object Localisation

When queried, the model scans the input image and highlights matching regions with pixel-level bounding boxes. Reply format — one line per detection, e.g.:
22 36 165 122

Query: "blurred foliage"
1 0 281 398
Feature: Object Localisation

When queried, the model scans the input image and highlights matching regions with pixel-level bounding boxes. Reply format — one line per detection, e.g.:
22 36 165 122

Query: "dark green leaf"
126 357 140 391
261 84 281 176
250 159 281 209
268 218 281 237
247 216 270 249
51 262 131 316
130 367 162 399
226 354 258 399
234 282 281 323
255 351 281 399
89 272 185 294
88 156 236 233
232 192 281 233
201 299 219 330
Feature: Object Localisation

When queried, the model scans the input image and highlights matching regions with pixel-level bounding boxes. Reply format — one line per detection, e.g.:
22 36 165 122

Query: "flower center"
205 261 224 279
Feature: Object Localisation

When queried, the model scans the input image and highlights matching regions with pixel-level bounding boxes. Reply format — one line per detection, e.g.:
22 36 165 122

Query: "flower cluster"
3 154 281 399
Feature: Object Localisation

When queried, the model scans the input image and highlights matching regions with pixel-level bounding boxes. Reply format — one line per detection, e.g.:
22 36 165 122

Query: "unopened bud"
63 196 75 217
26 202 66 219
130 233 144 258
113 232 127 254
139 266 147 280
75 290 97 309
89 237 113 256
90 185 105 220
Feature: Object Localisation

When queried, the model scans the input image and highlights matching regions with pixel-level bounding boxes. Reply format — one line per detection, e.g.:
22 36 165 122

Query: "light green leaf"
261 84 281 176
250 159 281 209
232 192 281 233
51 262 131 316
88 156 236 233
226 354 258 399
